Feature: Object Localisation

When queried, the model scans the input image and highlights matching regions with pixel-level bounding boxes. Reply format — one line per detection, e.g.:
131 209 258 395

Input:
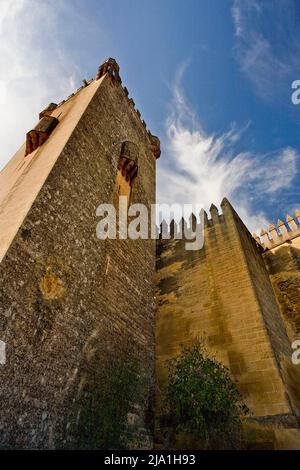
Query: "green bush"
162 342 249 449
77 358 142 449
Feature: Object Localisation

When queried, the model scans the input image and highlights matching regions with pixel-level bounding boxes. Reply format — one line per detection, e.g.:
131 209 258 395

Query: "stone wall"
264 237 300 342
0 72 157 448
155 199 300 449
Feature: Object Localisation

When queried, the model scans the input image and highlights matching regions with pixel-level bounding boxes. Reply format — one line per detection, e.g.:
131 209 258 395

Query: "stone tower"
155 199 300 449
0 58 160 448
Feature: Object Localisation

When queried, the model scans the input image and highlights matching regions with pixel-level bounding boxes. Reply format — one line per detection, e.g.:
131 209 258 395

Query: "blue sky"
0 0 299 232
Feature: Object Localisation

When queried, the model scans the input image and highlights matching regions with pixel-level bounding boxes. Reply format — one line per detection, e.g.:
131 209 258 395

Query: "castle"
156 201 300 449
0 58 300 449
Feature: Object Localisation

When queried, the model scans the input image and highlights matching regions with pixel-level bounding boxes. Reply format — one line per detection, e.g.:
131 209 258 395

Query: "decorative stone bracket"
118 141 139 186
25 114 59 157
148 133 161 159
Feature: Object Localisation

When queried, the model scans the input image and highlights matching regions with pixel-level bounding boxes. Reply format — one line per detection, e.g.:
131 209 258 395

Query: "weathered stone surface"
1 55 300 451
0 70 157 448
264 240 300 341
155 199 300 449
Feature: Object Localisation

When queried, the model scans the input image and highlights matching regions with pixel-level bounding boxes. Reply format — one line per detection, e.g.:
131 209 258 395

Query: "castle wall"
0 78 101 264
155 199 300 448
263 237 300 342
0 73 156 448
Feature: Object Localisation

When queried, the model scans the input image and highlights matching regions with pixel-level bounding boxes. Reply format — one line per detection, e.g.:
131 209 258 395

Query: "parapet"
23 57 160 159
96 57 121 85
157 200 230 240
157 198 267 248
158 214 201 240
253 210 300 250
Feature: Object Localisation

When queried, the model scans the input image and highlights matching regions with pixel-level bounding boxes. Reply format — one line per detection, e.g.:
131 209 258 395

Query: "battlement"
23 58 160 159
158 214 201 240
156 196 300 448
253 210 300 250
158 201 300 253
157 199 237 240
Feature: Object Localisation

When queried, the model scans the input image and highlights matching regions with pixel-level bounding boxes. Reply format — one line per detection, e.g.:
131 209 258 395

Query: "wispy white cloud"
231 0 262 38
231 0 300 100
0 0 101 170
158 65 298 233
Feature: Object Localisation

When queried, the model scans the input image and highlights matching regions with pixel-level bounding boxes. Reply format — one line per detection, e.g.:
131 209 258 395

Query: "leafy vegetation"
70 339 145 449
162 342 249 449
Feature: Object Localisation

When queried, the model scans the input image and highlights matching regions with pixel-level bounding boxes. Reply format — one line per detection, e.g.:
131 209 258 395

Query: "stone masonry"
0 59 159 448
155 199 300 449
1 56 300 450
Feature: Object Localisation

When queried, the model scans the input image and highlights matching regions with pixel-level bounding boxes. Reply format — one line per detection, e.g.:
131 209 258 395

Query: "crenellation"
203 210 209 226
278 219 289 237
169 219 176 237
286 214 298 232
253 233 260 244
155 225 160 239
2 54 300 451
269 225 281 245
178 217 187 238
189 212 197 230
254 210 300 250
96 57 121 85
157 203 228 234
260 228 270 247
156 197 300 450
158 214 206 240
23 58 160 172
159 220 170 239
128 97 135 107
66 92 75 101
209 203 219 224
50 58 154 150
